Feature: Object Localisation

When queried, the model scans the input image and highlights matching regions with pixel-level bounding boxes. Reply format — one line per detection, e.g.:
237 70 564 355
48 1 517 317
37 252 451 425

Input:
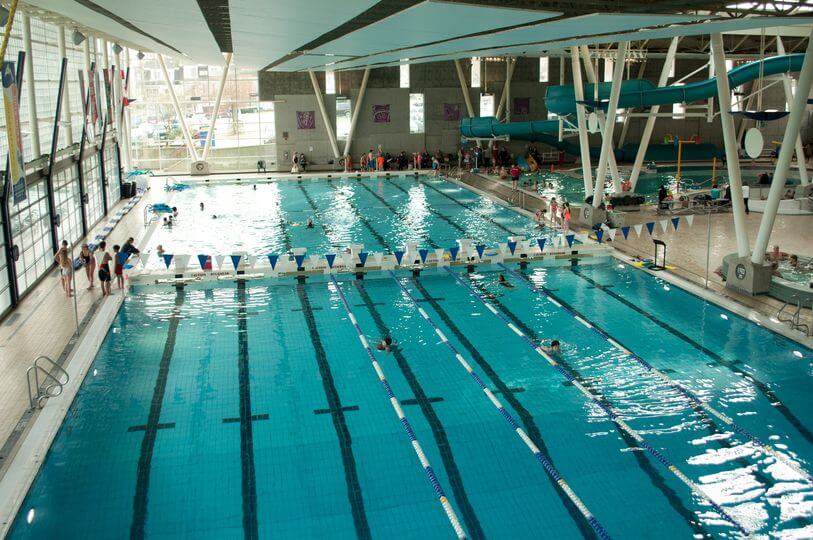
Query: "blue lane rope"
388 271 612 540
501 263 813 484
329 275 467 540
444 267 750 536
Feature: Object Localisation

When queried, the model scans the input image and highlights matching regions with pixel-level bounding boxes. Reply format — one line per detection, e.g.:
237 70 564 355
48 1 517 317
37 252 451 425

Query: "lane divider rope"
444 266 749 535
388 271 612 540
329 275 467 540
501 263 813 484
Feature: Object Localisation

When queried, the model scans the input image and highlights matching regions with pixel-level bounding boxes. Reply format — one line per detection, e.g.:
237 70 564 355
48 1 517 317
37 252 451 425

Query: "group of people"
352 147 446 172
290 152 308 173
54 237 141 298
545 197 572 233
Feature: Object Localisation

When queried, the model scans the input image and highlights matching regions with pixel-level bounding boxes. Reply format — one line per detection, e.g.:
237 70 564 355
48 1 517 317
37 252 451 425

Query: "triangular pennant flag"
685 215 694 227
659 219 669 233
162 254 174 268
565 234 575 247
449 246 459 261
671 217 680 231
435 248 445 263
358 252 369 267
595 229 604 243
373 252 383 266
325 253 336 268
475 244 486 259
268 254 279 270
294 254 306 268
608 229 617 241
537 238 547 252
394 250 405 265
174 254 191 271
507 241 517 255
633 223 643 237
139 252 150 267
197 254 209 269
645 222 655 235
309 254 321 267
230 254 242 270
214 255 225 269
247 255 258 268
418 249 429 263
621 226 630 239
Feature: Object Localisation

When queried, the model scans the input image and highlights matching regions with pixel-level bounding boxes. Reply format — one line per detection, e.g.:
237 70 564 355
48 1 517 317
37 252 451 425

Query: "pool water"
777 257 813 285
8 258 813 538
147 176 552 264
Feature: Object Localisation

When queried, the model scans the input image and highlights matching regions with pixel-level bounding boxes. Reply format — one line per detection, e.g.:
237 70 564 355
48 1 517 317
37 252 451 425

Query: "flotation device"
526 154 539 172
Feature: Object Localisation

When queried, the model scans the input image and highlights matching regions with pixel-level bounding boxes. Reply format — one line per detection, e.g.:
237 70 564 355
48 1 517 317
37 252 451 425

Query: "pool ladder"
776 295 811 336
26 355 70 410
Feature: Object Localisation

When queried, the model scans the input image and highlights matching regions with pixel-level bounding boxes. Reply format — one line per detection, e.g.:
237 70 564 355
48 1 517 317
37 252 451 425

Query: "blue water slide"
545 53 805 115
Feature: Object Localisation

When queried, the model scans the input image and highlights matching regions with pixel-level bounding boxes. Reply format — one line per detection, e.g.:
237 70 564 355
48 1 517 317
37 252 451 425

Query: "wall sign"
296 110 315 129
372 104 390 123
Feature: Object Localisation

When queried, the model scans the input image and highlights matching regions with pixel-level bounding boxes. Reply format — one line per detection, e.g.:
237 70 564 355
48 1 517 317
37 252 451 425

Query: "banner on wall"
443 103 461 121
88 67 99 128
2 62 28 205
296 110 315 129
513 97 530 116
372 104 390 123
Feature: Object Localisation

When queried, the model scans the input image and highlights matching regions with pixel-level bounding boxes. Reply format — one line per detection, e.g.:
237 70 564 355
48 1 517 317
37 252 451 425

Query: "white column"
570 47 593 198
629 36 679 191
57 26 74 147
308 70 341 160
495 58 516 120
158 54 199 161
454 59 475 117
579 45 622 190
617 59 648 149
21 14 42 158
558 56 565 142
710 33 750 257
751 32 813 264
776 36 809 185
592 42 628 207
343 68 370 157
202 53 232 161
505 57 512 122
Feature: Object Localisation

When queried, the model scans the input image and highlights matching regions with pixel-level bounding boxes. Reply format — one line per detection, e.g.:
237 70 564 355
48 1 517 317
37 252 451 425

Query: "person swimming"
498 274 514 288
542 340 560 353
306 218 314 229
376 336 396 352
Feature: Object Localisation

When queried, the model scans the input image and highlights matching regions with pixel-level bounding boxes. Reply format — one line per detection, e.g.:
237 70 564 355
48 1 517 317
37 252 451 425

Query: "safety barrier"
388 271 612 540
329 275 467 540
501 263 813 484
444 266 750 535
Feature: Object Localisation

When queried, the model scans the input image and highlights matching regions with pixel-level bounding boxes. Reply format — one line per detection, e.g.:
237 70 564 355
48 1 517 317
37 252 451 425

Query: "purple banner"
372 104 390 123
296 110 315 129
513 97 530 116
443 103 461 121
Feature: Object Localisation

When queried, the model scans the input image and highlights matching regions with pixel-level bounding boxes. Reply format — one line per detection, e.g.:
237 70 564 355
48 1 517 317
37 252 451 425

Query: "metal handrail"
26 355 70 410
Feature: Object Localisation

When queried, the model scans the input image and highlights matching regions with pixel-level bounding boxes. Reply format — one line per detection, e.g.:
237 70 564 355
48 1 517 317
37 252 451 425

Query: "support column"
751 32 813 265
591 42 628 209
617 58 648 149
495 58 516 120
579 45 622 189
343 68 370 157
570 47 593 198
21 14 41 158
710 33 750 258
158 54 199 161
558 55 565 142
505 57 512 123
629 36 679 191
454 59 475 117
777 36 809 185
308 70 341 160
57 26 74 147
202 53 233 161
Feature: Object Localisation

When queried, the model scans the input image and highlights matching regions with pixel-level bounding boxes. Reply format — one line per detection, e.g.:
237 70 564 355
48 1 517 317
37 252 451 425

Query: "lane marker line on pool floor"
501 264 813 485
329 275 467 540
389 271 612 540
446 267 749 536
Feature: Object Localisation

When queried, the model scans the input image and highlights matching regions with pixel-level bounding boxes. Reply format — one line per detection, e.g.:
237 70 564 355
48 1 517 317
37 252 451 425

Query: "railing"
776 295 810 335
26 355 70 410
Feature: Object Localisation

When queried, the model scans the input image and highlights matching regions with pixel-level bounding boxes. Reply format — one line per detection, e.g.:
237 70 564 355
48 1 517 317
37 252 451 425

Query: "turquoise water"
8 177 813 539
148 176 550 263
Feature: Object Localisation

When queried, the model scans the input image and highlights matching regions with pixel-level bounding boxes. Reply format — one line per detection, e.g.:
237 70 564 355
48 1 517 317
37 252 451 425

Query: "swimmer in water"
498 274 514 288
212 215 217 219
306 218 314 229
376 336 396 352
200 202 204 211
542 340 560 353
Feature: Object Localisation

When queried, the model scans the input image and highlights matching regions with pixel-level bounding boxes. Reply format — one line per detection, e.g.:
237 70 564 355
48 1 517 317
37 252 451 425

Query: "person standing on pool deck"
549 197 559 228
80 244 96 290
510 163 520 190
741 183 750 214
113 245 125 291
562 203 571 234
54 240 73 298
97 241 112 296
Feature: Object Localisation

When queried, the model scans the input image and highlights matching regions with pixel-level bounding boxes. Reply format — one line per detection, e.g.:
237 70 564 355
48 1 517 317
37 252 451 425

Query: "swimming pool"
6 176 813 539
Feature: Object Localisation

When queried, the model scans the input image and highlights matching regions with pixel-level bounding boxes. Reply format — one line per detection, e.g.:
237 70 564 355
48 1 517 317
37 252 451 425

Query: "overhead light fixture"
72 30 85 46
137 51 145 60
112 43 123 55
0 7 9 27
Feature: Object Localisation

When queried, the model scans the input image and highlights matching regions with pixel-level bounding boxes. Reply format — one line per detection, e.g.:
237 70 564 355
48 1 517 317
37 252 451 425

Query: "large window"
409 93 424 134
0 213 10 315
128 54 275 172
53 165 83 247
103 141 121 208
8 179 53 295
83 153 105 227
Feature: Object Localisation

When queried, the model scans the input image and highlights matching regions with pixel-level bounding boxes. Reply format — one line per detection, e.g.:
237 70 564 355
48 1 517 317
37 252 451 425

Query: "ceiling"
20 0 813 70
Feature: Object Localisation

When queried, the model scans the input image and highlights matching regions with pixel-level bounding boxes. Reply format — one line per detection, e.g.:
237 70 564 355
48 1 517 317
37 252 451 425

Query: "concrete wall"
262 56 812 168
